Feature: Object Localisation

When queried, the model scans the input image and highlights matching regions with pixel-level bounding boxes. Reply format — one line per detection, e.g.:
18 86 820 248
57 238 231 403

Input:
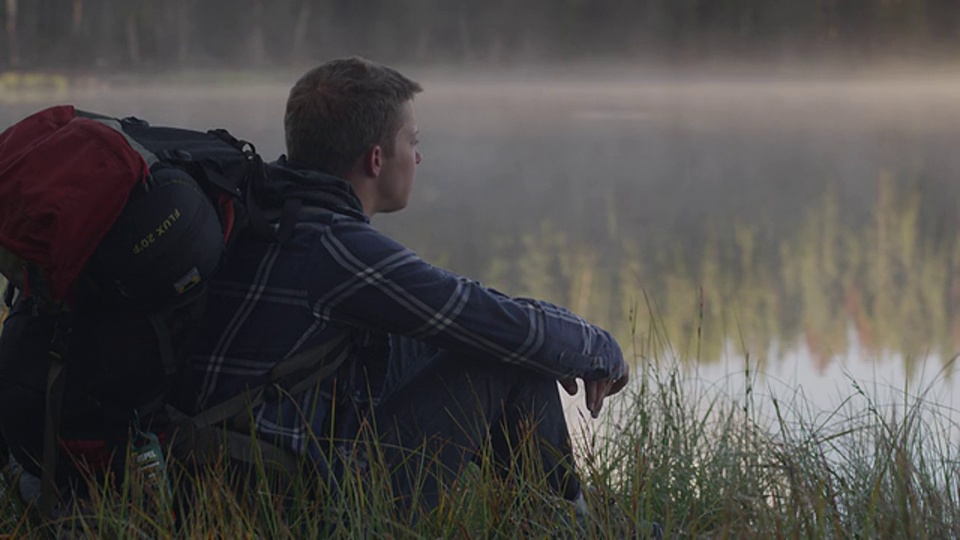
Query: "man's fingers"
559 378 579 396
584 382 597 417
609 372 629 396
579 367 630 419
586 380 613 418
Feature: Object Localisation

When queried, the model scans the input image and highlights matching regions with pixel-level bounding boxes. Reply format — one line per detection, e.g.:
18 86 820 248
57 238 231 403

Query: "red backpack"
0 105 276 513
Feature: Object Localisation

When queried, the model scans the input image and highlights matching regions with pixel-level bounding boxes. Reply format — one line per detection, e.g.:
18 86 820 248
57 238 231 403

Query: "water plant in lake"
462 168 960 373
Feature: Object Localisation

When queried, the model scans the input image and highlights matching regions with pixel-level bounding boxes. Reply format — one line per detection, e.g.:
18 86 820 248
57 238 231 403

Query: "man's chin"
380 201 409 214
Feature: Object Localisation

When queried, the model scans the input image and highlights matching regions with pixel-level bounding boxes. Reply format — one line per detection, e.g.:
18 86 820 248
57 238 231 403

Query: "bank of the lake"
1 339 957 538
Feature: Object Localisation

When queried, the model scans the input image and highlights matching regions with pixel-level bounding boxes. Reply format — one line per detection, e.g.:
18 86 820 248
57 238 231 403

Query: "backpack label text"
132 209 182 255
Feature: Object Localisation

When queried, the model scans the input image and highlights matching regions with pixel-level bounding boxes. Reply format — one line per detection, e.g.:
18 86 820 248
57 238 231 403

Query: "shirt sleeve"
307 221 625 381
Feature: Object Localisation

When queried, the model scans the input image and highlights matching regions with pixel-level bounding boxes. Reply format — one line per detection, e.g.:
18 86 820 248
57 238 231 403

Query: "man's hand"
559 361 629 419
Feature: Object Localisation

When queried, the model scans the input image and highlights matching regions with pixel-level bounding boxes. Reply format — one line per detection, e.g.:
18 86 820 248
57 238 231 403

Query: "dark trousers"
343 336 581 511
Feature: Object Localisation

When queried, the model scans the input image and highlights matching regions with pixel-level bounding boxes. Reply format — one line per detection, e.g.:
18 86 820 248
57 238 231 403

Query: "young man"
182 57 629 512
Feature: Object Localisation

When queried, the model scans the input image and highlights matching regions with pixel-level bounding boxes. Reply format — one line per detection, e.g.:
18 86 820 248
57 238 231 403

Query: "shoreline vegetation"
1 320 958 538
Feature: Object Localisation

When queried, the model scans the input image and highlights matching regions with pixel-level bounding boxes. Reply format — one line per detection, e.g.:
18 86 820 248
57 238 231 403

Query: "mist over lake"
4 70 960 430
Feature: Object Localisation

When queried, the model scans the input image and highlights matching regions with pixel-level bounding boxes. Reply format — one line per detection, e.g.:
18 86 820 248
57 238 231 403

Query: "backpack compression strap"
39 319 69 516
166 333 350 470
188 333 349 431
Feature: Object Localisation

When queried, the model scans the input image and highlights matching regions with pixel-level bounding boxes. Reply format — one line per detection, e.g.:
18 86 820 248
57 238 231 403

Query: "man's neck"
343 173 377 218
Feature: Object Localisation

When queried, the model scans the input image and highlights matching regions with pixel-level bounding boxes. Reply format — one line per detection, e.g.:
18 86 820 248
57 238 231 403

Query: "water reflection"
392 170 960 377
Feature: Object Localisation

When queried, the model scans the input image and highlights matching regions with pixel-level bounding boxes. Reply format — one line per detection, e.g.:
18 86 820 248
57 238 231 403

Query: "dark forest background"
2 0 960 71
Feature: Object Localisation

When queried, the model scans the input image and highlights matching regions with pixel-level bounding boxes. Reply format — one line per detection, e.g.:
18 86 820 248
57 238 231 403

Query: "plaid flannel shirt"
182 163 626 462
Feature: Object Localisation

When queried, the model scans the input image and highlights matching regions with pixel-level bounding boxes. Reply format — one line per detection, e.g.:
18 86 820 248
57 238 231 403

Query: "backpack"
0 105 320 514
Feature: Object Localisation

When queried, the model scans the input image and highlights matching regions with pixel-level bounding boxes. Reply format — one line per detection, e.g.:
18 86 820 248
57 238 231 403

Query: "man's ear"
362 145 383 177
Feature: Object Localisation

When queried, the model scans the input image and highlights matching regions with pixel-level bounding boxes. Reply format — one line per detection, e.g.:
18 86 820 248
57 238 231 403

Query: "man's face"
377 100 421 213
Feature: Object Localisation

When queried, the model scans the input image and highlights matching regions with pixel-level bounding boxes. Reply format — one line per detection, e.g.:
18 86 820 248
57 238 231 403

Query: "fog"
7 70 958 355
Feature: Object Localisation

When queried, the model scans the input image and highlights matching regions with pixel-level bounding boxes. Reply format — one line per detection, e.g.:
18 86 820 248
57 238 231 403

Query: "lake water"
4 71 960 435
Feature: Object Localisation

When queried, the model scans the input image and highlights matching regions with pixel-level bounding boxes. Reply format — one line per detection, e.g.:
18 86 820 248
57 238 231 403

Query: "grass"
1 326 959 538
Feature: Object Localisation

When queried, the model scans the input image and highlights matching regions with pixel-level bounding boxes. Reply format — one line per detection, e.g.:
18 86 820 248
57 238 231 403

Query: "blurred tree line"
1 0 959 70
